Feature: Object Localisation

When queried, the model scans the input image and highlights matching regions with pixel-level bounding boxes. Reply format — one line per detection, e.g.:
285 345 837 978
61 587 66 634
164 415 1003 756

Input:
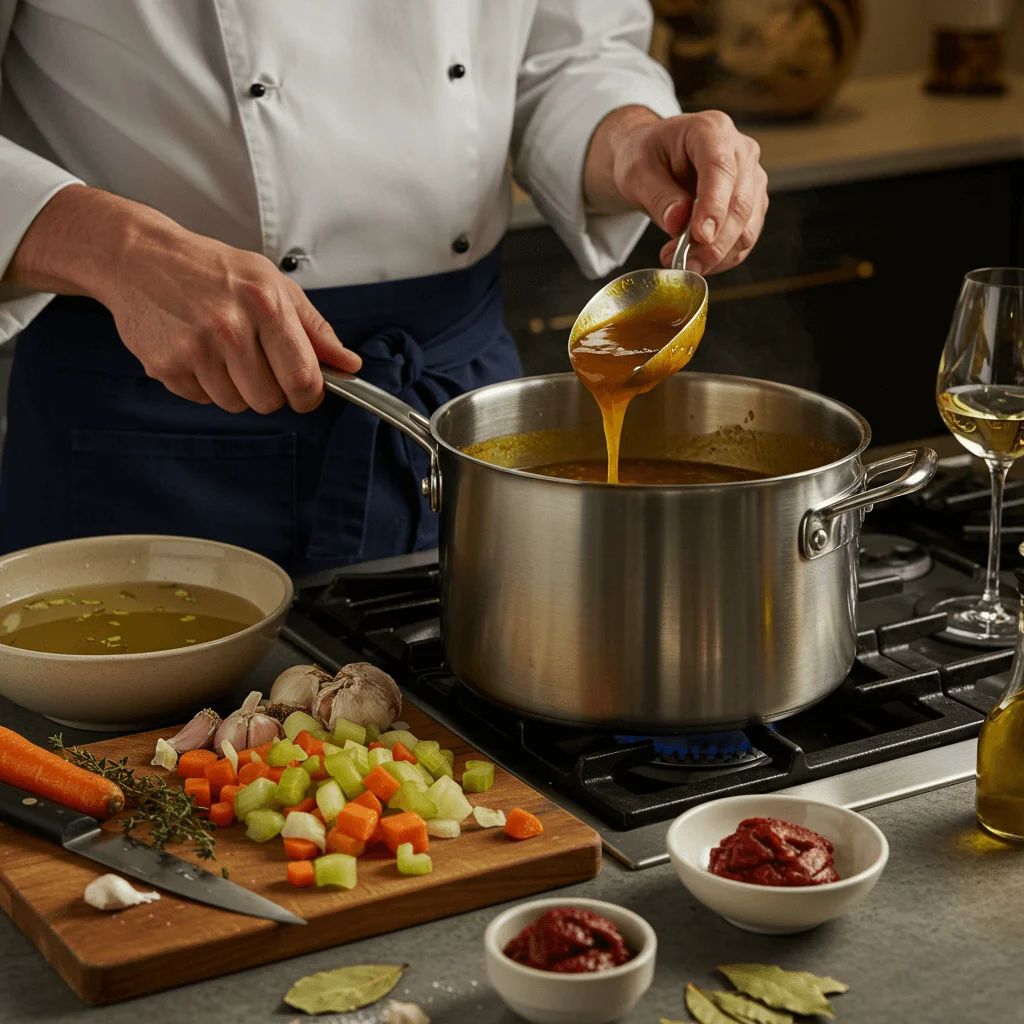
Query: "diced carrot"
284 797 317 816
504 807 544 840
177 749 218 779
391 741 417 764
367 822 386 846
252 740 275 761
350 789 382 814
268 766 285 784
183 777 211 809
294 730 325 758
287 860 316 888
379 811 429 854
238 761 271 786
204 758 237 797
236 747 256 768
307 765 329 782
311 807 327 825
209 801 235 828
326 828 366 857
363 764 401 802
283 837 319 860
219 784 242 807
335 802 379 842
367 741 385 751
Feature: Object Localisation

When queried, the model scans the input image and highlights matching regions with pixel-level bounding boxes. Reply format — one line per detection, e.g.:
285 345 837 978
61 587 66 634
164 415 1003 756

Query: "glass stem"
983 459 1012 606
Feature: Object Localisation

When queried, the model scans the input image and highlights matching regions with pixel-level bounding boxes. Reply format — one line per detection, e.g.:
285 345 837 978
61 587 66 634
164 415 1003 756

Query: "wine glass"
935 268 1024 645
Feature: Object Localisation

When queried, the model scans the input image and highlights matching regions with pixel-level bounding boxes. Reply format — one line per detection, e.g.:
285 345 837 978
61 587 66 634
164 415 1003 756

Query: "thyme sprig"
49 734 216 860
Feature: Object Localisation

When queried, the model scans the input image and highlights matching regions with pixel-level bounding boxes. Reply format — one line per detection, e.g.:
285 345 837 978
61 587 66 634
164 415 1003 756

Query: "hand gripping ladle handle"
670 224 692 272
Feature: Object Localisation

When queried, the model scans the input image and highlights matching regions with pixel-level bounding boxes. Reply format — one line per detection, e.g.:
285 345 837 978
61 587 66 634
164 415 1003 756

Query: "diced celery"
365 724 381 744
313 729 332 742
245 808 285 843
283 710 322 742
382 761 425 788
325 751 366 800
415 745 453 781
275 765 312 806
387 781 438 819
461 760 495 793
413 762 436 789
316 779 345 824
427 776 473 822
333 717 367 747
396 842 433 876
233 776 279 818
380 730 419 751
268 740 308 767
381 807 403 817
440 749 454 768
367 746 393 769
281 809 327 851
303 754 323 779
342 743 370 778
314 852 357 889
426 818 461 839
412 740 440 757
322 741 342 756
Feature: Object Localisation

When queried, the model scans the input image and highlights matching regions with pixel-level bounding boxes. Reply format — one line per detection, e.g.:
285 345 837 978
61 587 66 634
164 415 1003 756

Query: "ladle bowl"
567 228 709 385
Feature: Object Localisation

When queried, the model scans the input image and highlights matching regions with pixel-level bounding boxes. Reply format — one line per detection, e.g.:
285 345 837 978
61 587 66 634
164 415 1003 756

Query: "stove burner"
616 730 763 768
859 533 933 582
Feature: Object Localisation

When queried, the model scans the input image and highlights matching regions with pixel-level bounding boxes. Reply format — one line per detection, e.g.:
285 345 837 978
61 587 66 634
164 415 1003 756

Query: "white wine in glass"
935 268 1024 645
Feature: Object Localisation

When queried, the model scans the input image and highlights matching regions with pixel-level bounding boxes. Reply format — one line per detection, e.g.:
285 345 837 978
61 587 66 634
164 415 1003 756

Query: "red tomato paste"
709 817 840 886
503 907 633 973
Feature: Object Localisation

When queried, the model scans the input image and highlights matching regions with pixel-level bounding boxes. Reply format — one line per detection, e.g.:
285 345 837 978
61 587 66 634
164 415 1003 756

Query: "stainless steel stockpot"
324 370 936 731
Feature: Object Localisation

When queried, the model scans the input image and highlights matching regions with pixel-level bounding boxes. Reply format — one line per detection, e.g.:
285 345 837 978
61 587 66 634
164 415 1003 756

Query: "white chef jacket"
0 0 681 344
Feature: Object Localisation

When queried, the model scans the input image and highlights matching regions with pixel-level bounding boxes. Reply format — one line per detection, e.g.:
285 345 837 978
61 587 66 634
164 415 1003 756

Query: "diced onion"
150 737 178 772
221 738 239 775
281 810 327 851
426 818 461 839
472 806 506 829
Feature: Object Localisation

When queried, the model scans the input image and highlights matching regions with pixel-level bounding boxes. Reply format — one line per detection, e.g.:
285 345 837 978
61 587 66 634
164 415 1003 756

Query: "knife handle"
0 781 99 844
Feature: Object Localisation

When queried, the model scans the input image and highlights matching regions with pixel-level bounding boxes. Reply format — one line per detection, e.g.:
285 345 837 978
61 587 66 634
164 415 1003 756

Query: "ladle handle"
670 224 692 272
321 368 436 455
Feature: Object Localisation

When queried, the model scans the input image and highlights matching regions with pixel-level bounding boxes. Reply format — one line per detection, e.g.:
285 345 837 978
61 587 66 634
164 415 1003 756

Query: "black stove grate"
289 543 1005 831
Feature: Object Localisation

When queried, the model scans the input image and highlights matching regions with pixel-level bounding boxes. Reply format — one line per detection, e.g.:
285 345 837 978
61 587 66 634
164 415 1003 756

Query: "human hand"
589 107 768 277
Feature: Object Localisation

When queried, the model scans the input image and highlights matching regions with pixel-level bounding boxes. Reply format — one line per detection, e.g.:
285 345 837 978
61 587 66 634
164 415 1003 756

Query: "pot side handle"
321 368 442 511
800 447 938 559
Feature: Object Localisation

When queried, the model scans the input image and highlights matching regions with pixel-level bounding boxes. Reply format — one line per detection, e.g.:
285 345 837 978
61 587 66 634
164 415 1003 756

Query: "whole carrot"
0 726 124 819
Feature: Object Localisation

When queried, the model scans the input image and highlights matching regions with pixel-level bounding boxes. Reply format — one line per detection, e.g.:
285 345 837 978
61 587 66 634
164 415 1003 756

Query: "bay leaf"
685 984 745 1024
718 965 835 1019
283 963 407 1014
790 970 849 995
710 989 794 1024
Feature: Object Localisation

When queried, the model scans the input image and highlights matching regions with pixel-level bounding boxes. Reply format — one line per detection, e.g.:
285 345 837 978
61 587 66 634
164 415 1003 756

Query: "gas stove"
284 451 1018 868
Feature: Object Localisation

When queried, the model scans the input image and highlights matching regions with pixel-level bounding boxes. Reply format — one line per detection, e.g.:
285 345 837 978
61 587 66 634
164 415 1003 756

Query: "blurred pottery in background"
925 0 1012 95
651 0 864 121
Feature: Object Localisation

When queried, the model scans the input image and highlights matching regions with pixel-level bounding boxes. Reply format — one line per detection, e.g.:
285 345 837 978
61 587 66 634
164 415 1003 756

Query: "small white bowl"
484 897 657 1024
666 794 888 935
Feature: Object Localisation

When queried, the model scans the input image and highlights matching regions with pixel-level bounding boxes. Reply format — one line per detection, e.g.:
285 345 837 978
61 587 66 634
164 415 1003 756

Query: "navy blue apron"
0 246 520 574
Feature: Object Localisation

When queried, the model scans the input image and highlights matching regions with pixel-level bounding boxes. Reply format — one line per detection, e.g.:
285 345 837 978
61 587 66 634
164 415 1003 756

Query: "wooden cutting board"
0 704 601 1005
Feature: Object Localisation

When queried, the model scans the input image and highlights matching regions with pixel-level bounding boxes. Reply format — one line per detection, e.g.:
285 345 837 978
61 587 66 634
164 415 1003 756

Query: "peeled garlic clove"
84 874 160 912
269 663 333 711
313 662 402 732
386 1000 431 1024
166 708 221 753
150 737 178 771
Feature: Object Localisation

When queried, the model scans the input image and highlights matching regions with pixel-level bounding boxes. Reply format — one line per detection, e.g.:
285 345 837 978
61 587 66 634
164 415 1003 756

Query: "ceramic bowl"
484 896 657 1024
0 534 293 731
666 793 888 935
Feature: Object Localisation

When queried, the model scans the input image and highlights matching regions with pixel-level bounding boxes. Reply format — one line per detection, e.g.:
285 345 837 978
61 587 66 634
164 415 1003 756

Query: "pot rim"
430 371 873 491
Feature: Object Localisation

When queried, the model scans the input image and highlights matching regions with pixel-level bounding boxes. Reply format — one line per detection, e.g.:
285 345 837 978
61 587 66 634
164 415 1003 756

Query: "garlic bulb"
269 663 333 711
386 1000 430 1024
84 874 160 911
214 691 284 754
166 708 221 753
312 662 402 732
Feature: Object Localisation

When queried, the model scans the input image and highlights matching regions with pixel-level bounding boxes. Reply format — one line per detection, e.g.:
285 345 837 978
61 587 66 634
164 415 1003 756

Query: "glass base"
928 593 1018 647
978 817 1024 844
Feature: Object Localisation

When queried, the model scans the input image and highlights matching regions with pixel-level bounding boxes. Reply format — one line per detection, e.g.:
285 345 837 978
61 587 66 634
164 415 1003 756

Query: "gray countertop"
0 642 1019 1023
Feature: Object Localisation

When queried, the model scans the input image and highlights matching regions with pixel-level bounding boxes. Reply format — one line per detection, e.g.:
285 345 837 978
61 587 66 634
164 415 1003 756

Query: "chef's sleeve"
511 0 682 280
0 0 84 344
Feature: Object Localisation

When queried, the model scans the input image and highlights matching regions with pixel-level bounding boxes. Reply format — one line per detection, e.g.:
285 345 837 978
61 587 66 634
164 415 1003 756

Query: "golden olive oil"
0 582 262 655
976 690 1024 841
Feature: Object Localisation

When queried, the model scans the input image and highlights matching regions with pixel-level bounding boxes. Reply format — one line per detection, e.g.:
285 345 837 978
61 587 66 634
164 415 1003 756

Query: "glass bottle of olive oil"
976 566 1024 841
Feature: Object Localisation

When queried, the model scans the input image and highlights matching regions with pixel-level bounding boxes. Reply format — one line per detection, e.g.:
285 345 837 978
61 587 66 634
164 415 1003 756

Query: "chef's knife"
0 781 305 925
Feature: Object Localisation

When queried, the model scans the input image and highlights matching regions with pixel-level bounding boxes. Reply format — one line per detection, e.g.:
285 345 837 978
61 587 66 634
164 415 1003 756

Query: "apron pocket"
71 429 298 567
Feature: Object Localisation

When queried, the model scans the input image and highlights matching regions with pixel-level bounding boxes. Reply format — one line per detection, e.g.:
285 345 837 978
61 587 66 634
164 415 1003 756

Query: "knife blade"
0 781 305 925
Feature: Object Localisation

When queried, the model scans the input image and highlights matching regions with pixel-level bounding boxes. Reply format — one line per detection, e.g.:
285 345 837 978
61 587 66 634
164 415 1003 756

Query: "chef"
0 2 768 573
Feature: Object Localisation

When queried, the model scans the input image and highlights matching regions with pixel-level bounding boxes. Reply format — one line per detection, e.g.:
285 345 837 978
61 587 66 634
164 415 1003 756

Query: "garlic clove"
84 874 160 912
386 1000 431 1024
269 663 333 711
214 690 285 754
314 662 402 732
166 708 221 753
